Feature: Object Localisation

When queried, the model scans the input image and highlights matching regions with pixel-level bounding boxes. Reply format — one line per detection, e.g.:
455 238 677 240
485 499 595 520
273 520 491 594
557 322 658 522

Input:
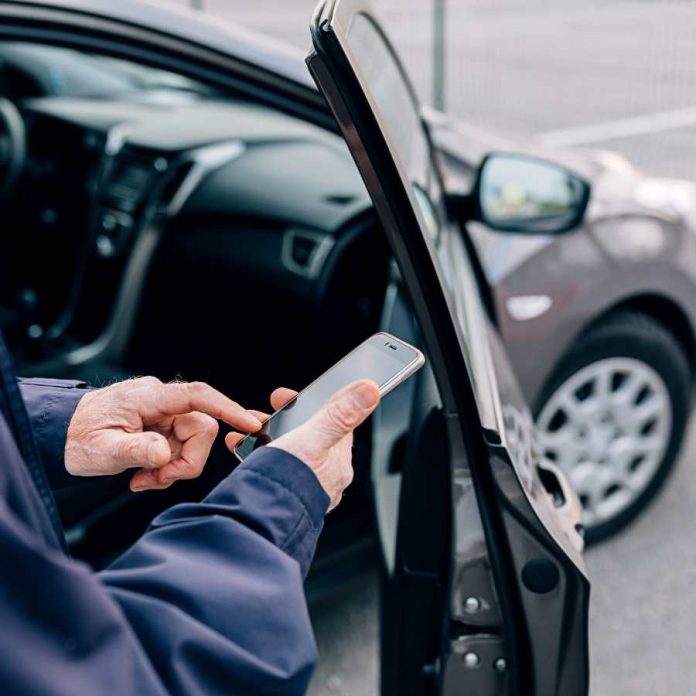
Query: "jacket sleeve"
0 446 329 696
18 377 90 489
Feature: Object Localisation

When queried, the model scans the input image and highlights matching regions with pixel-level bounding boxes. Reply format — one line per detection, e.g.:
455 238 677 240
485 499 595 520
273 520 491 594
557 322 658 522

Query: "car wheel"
535 311 691 543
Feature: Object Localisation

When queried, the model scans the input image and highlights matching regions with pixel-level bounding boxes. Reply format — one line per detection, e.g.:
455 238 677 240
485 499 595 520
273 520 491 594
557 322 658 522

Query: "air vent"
104 150 161 212
282 228 335 278
291 236 318 268
158 161 195 209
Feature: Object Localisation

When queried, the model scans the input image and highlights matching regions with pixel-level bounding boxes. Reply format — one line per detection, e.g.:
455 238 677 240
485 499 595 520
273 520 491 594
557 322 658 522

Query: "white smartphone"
233 332 425 461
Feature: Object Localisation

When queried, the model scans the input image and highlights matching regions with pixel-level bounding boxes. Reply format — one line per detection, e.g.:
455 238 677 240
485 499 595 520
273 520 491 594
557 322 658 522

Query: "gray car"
0 2 592 693
430 116 696 540
0 4 692 547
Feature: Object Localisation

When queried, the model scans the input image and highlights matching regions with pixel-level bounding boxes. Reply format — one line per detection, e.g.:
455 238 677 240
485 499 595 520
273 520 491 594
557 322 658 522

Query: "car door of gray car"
307 2 590 695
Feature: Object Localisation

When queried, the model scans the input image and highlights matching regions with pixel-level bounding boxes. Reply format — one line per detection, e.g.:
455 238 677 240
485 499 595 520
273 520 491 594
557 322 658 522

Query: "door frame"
307 2 532 692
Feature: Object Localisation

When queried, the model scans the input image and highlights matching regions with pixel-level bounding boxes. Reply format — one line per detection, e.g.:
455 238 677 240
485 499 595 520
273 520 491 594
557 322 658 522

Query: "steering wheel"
0 97 25 209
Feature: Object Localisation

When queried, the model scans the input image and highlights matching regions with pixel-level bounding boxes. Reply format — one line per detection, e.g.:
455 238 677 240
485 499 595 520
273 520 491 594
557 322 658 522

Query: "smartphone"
233 332 425 461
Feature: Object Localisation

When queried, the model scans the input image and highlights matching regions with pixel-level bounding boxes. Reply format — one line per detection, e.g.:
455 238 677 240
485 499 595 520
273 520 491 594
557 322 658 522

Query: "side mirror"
470 153 590 234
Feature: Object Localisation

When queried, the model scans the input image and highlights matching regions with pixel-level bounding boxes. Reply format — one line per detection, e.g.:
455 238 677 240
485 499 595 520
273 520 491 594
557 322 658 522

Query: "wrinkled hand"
226 380 381 511
66 377 262 492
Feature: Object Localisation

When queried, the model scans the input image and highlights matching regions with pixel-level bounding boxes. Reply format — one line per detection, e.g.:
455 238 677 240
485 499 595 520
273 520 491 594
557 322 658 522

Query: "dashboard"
3 94 384 402
0 41 390 569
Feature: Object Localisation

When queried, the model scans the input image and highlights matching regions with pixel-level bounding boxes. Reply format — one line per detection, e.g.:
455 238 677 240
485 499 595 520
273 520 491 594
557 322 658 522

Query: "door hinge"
442 634 509 696
451 556 502 627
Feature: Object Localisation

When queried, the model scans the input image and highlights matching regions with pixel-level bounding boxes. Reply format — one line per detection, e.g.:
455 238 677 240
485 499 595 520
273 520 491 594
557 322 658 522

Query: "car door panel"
308 2 589 694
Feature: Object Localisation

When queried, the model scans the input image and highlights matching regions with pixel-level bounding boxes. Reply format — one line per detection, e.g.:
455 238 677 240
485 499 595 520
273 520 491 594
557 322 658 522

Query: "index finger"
154 382 262 432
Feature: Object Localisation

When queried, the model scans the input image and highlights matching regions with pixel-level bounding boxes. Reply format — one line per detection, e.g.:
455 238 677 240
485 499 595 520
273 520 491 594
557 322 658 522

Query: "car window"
344 13 442 241
337 9 503 432
0 42 211 100
0 33 385 592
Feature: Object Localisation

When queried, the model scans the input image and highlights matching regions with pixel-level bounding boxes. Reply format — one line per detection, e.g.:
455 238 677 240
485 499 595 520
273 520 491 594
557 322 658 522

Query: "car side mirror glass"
474 153 590 234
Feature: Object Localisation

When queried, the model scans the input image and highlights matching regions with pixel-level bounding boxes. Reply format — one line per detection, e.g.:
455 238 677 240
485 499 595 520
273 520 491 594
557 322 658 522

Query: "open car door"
307 2 590 695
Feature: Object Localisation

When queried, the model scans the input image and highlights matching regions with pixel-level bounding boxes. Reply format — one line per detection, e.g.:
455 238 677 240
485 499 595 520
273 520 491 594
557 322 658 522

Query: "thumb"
300 379 380 453
100 430 172 472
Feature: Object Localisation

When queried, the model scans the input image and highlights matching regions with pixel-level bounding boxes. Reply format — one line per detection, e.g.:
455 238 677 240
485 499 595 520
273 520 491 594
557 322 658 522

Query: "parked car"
0 0 593 693
432 119 696 541
1 4 692 548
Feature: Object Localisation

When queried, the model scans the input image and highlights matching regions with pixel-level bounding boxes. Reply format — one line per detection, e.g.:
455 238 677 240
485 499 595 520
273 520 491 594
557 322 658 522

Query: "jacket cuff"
206 447 330 577
245 447 331 528
18 378 91 490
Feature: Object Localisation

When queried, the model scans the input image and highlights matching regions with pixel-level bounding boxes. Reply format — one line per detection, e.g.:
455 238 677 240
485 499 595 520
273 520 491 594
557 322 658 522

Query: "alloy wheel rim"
536 357 672 529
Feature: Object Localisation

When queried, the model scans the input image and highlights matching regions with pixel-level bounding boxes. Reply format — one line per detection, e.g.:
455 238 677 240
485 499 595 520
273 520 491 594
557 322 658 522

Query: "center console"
31 132 245 374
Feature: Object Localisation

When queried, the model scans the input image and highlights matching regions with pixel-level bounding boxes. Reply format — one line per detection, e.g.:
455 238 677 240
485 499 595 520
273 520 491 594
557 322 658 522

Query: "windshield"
0 42 212 100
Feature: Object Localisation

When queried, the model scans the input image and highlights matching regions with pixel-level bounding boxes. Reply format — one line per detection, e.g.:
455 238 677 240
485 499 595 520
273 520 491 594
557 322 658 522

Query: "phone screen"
234 333 423 460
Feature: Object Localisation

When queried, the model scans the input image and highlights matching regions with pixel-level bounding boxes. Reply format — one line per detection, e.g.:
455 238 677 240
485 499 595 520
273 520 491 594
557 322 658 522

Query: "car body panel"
492 214 696 407
431 112 696 405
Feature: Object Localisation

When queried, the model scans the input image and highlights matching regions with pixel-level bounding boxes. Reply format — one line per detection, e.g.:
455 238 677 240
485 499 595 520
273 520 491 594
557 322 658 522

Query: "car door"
307 2 589 695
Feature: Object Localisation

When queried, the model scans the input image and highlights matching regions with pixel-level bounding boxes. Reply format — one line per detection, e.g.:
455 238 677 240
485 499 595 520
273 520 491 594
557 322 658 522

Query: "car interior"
0 40 417 589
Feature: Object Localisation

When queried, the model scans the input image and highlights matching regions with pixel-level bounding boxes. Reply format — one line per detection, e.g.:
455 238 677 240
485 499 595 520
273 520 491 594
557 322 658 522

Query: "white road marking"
538 106 696 147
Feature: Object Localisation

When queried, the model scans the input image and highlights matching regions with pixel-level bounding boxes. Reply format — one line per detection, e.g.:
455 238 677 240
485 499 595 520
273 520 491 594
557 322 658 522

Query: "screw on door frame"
463 652 480 669
464 596 482 613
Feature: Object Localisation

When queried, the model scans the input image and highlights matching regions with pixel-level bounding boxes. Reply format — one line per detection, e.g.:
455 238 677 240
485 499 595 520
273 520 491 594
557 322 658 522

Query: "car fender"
486 214 696 408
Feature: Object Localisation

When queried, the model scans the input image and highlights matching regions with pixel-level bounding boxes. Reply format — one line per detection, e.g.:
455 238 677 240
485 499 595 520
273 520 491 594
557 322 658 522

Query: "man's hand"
225 380 381 510
66 377 262 492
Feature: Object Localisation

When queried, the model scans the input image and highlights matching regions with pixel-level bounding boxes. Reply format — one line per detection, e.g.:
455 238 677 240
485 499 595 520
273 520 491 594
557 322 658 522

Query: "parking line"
538 106 696 147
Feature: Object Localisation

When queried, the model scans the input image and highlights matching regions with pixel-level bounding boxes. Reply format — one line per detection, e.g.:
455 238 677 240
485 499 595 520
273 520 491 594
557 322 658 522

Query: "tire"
534 311 691 543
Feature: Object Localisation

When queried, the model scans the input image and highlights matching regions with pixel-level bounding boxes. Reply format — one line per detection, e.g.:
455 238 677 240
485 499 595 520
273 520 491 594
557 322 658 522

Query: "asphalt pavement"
153 1 696 693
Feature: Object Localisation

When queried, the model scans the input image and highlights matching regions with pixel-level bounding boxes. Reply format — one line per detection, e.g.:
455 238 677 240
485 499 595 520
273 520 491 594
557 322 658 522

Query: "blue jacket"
0 341 329 695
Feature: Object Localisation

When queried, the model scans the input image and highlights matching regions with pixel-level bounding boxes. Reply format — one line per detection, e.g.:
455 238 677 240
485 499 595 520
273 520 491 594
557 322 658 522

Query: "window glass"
345 13 441 240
